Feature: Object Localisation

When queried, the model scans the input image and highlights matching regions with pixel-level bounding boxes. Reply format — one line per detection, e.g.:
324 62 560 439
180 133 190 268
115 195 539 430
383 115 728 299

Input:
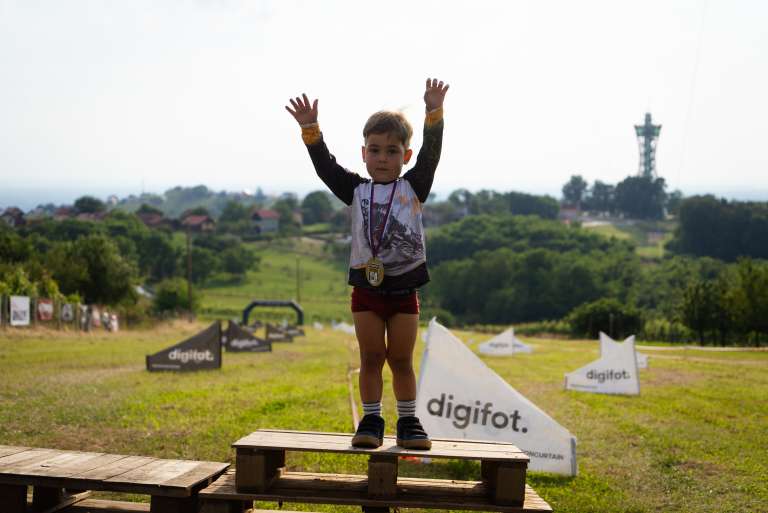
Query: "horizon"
2 181 766 213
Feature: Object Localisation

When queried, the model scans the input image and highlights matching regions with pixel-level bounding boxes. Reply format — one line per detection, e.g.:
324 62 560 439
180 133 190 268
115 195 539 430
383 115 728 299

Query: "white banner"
61 303 75 322
478 328 533 356
565 332 640 395
332 321 355 335
10 296 30 326
417 319 577 475
313 322 324 330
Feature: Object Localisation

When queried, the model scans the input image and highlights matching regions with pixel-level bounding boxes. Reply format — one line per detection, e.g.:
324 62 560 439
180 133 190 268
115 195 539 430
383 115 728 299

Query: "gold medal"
365 257 384 287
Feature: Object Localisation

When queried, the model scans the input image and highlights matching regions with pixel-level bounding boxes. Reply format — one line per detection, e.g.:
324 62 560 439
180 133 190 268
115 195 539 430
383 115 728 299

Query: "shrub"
153 278 200 313
567 298 643 339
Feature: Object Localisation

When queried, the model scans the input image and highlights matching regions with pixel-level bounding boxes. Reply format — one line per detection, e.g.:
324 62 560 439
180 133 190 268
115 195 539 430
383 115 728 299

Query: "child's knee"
360 351 386 370
387 355 414 375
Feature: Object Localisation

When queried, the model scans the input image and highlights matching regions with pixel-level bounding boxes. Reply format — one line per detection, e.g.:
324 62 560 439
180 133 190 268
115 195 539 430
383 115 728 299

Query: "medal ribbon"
368 180 398 259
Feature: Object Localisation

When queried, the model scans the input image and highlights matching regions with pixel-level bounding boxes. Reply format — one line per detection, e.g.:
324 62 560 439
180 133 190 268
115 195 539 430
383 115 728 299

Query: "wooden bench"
0 445 229 513
61 498 316 513
197 429 552 513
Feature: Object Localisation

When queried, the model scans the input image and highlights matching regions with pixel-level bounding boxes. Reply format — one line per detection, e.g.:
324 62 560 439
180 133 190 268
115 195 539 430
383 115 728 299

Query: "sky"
1 0 767 209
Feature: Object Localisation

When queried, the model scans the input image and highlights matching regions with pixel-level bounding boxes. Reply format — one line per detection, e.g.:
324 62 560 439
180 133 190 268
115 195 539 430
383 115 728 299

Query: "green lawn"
583 220 675 259
1 324 766 512
200 239 351 323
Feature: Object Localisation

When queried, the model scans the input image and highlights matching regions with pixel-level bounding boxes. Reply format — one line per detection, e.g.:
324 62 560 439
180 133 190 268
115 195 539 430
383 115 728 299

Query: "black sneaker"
396 416 432 450
352 414 385 448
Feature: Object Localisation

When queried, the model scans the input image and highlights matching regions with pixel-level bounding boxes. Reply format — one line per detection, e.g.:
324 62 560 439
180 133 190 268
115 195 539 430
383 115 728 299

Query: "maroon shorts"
351 287 419 321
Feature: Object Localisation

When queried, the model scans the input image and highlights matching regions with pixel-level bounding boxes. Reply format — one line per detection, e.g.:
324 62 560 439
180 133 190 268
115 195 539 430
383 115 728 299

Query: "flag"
564 332 640 395
417 319 577 475
478 328 533 356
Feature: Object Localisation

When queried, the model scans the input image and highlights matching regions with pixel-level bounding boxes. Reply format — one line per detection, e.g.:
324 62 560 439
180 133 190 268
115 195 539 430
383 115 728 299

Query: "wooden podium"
199 429 552 512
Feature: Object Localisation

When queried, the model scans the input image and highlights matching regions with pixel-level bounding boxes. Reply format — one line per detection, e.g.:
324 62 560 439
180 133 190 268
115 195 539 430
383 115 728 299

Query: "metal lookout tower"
634 112 662 179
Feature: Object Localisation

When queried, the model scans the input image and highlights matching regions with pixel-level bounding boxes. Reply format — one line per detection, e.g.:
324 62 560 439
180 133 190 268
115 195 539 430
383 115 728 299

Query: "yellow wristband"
425 107 443 127
301 123 322 145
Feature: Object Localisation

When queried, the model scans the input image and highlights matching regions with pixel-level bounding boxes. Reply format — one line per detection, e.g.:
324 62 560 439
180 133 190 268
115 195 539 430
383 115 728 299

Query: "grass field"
200 238 351 323
583 220 675 259
1 324 766 512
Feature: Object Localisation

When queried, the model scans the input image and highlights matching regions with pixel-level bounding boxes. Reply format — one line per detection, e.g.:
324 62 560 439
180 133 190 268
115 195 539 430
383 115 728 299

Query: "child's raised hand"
285 93 319 125
424 78 449 111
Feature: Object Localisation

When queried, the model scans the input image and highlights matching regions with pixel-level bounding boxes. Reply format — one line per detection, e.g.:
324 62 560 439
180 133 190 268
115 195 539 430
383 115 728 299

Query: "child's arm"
285 94 365 206
402 78 450 203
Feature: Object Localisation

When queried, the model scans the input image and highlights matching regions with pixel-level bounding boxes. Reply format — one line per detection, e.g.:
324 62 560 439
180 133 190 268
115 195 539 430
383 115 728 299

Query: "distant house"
137 212 174 230
54 206 75 220
181 214 215 232
252 209 279 234
75 212 107 222
558 204 581 225
0 207 25 227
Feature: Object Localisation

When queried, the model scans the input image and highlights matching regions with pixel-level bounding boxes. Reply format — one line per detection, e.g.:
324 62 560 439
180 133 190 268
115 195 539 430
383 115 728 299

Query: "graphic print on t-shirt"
361 195 424 272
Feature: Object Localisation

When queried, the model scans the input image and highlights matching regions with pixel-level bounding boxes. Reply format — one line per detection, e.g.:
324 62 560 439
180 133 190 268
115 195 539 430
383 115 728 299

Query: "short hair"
363 111 413 148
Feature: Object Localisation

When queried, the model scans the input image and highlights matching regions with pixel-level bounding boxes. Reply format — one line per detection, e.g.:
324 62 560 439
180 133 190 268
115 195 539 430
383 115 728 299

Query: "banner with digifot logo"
223 321 272 353
478 327 532 356
564 332 640 395
265 323 293 342
146 321 222 372
416 319 577 475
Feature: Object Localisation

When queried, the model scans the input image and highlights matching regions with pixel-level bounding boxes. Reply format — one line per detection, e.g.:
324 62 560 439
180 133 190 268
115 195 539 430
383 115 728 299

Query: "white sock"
362 401 382 417
397 399 416 418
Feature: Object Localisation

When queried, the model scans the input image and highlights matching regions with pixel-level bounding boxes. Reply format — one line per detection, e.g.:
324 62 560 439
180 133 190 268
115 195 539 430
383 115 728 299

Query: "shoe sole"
352 434 383 448
396 438 432 450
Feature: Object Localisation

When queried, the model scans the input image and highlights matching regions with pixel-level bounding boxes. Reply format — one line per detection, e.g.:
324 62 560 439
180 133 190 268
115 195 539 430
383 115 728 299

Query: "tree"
562 175 588 206
71 234 137 304
136 203 164 216
587 181 615 214
567 298 643 339
219 201 249 223
272 197 301 235
153 278 199 313
74 196 106 214
614 175 667 219
301 191 334 225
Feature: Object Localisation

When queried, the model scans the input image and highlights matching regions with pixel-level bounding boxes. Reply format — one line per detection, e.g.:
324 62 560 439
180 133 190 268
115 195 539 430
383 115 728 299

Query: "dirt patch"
40 365 140 386
642 366 706 387
649 354 768 367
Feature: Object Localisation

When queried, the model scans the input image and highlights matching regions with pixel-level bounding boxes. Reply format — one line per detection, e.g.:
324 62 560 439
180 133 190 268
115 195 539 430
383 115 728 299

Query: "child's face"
362 132 413 183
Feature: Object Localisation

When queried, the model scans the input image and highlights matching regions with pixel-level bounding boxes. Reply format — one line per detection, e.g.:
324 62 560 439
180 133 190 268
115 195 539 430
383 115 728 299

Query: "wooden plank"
0 446 29 459
239 431 528 458
160 461 229 490
234 431 527 462
74 456 157 481
58 498 151 512
104 459 202 497
0 448 64 473
200 469 552 512
31 489 91 513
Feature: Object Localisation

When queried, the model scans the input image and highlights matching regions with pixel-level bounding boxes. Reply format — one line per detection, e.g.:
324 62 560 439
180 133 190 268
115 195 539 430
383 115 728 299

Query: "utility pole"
295 255 301 303
186 227 193 319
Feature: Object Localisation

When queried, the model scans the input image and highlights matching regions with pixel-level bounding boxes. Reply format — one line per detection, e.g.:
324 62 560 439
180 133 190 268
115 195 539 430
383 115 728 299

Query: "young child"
285 78 449 449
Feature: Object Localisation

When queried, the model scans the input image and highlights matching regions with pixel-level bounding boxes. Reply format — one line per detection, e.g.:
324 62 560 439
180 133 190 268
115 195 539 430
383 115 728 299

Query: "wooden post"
32 486 66 510
482 460 527 506
367 454 397 499
0 483 26 513
235 448 285 492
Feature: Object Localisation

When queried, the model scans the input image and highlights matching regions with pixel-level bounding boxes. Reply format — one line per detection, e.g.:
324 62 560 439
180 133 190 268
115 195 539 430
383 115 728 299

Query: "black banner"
283 325 305 337
265 323 293 342
146 321 222 372
223 321 272 353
